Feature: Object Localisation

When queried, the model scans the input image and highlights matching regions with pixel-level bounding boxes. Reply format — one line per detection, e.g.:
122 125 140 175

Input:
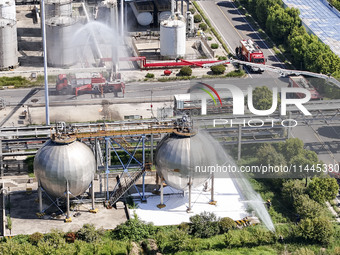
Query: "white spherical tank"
137 12 153 26
155 132 216 191
160 19 186 58
34 138 96 198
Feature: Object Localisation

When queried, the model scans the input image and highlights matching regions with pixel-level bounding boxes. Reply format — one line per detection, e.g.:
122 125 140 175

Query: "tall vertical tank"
45 0 77 67
46 17 78 67
34 137 96 198
155 130 218 191
45 0 73 19
160 19 186 58
0 0 18 70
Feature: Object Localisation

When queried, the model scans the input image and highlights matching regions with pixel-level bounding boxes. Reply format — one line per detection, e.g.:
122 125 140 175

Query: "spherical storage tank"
0 0 18 70
34 138 96 198
137 12 153 26
159 11 171 22
160 19 186 58
155 132 217 191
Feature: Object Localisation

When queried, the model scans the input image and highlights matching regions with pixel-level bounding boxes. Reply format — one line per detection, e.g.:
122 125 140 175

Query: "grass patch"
0 75 56 89
157 76 197 82
202 69 245 79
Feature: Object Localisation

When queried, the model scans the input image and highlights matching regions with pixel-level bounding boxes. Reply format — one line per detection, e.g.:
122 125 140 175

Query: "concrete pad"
7 190 127 236
132 178 248 225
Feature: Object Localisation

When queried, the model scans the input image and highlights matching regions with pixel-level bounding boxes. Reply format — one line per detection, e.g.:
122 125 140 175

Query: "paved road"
0 77 289 105
292 124 340 165
198 0 285 79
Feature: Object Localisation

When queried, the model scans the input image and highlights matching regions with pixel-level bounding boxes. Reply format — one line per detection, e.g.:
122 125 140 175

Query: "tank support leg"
89 180 98 213
157 177 166 208
141 135 146 203
187 176 192 213
65 181 72 222
209 173 216 205
105 138 110 200
38 180 43 213
91 180 95 210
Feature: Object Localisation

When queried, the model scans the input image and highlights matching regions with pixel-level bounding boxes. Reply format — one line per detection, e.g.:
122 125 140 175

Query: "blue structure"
282 0 340 57
104 135 147 204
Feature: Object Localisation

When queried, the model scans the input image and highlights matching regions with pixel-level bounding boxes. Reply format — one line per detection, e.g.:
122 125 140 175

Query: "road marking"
216 4 244 40
198 2 235 55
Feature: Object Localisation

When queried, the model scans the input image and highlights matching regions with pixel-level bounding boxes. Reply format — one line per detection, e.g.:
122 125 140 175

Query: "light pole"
41 0 50 125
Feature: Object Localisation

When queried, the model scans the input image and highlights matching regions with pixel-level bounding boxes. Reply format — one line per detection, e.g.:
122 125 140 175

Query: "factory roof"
282 0 340 57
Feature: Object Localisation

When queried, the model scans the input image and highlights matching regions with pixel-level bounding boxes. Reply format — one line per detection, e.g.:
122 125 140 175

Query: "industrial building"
0 0 222 71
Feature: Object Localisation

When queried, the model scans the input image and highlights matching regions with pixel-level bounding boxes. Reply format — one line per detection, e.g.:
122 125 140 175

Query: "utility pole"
41 0 50 125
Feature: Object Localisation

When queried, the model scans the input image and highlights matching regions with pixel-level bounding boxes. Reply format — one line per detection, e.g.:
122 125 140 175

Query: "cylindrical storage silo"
46 16 78 67
45 0 73 19
0 0 16 20
160 19 186 58
0 0 18 70
34 138 96 198
155 132 215 191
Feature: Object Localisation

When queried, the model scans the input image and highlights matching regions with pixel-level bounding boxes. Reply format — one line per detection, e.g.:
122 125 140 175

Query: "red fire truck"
56 73 125 97
236 39 266 72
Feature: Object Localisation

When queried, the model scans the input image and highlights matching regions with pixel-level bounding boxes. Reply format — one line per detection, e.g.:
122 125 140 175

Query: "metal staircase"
109 169 145 205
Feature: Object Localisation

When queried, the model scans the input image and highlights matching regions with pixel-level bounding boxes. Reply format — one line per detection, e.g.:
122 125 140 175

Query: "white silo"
45 0 77 67
46 16 78 67
160 19 186 58
0 0 18 70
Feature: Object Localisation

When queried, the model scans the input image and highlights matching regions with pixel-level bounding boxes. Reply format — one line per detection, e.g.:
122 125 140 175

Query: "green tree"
199 23 207 31
297 217 334 244
211 43 219 49
278 138 304 162
293 194 325 219
288 27 310 68
218 217 236 233
210 65 226 75
249 86 278 110
76 224 102 242
307 177 339 203
257 144 286 166
189 212 220 238
194 14 202 23
255 0 281 27
179 66 192 76
281 179 306 205
266 6 300 43
113 214 155 241
29 232 44 246
330 0 340 11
